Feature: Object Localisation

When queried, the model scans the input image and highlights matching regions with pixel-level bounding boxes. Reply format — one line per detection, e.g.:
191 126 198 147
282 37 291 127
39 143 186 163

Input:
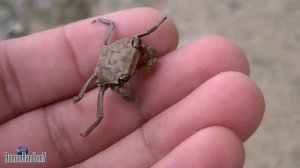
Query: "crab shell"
95 38 141 85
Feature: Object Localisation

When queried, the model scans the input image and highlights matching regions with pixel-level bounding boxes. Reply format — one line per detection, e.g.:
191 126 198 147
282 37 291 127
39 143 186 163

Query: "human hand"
0 8 264 168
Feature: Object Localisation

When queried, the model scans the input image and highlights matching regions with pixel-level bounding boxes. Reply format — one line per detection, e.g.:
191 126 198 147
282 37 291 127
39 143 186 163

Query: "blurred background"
1 0 299 167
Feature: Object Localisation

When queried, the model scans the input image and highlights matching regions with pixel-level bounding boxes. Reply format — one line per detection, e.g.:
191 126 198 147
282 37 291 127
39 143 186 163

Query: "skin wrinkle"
131 84 148 126
44 105 69 166
61 26 86 84
132 102 146 128
2 42 26 114
53 107 79 166
139 125 160 164
0 45 15 120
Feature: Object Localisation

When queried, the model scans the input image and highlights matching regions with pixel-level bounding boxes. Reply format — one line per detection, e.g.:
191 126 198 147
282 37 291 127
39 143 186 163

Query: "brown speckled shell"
95 38 140 84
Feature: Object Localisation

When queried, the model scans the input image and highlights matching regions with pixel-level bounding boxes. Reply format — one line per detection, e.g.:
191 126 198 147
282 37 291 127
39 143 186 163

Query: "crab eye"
118 74 130 84
132 37 142 49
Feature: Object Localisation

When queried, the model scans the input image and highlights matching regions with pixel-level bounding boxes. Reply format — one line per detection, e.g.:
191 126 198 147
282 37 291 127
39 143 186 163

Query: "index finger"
0 7 178 123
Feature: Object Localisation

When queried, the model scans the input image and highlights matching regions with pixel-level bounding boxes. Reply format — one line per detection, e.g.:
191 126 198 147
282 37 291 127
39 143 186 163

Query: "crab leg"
136 16 167 38
92 18 115 46
73 73 97 103
80 85 108 137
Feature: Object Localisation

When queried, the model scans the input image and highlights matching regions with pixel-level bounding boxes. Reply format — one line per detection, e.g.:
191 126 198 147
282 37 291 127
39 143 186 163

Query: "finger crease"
44 105 69 166
61 27 85 83
0 46 14 114
2 43 26 114
139 125 160 164
133 93 150 125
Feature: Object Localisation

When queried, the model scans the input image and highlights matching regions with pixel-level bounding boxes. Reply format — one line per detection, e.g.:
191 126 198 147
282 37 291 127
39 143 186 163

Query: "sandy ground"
1 0 299 167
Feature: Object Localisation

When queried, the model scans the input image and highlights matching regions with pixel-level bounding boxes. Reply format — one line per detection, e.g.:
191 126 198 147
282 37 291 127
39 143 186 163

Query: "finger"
152 126 244 168
0 7 178 123
131 35 250 119
74 72 264 168
0 36 252 167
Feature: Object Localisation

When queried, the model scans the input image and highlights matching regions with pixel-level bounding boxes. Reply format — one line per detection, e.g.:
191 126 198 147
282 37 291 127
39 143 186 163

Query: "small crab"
73 16 167 137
